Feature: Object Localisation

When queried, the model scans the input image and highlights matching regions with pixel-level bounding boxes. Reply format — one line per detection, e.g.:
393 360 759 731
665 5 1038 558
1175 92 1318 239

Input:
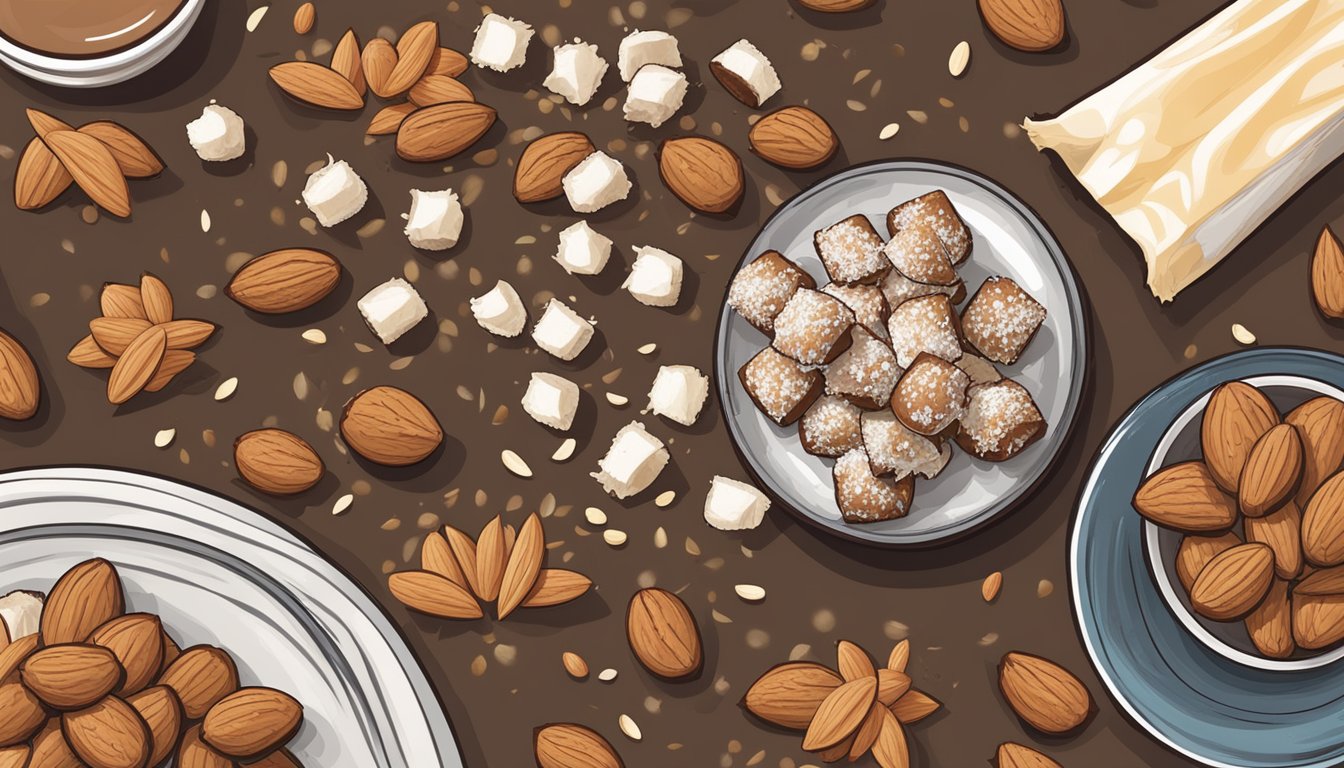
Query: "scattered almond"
997 651 1092 734
982 571 1003 601
658 136 744 214
626 588 702 680
978 0 1066 52
533 723 623 768
514 132 596 203
748 106 838 170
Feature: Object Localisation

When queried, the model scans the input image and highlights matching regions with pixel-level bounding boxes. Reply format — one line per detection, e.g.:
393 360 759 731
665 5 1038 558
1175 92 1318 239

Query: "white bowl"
0 0 204 87
1142 373 1344 671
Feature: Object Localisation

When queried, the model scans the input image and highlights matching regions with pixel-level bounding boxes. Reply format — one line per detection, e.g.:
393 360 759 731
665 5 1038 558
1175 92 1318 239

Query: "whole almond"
202 687 302 760
1246 579 1294 659
1201 382 1280 492
1313 227 1344 318
836 639 875 682
107 325 166 405
408 75 474 107
388 570 483 619
978 0 1066 52
144 350 195 393
268 61 365 110
1190 543 1275 620
429 47 469 77
626 588 702 680
0 679 45 746
21 643 124 710
330 29 366 95
534 723 623 768
561 652 588 679
64 696 152 768
497 513 545 620
421 531 468 587
90 317 152 356
225 248 341 314
847 700 885 760
0 634 39 682
887 639 910 672
521 569 593 608
138 273 173 325
798 0 875 10
514 132 596 203
0 329 40 420
997 652 1093 735
870 709 910 768
292 2 314 34
234 429 324 495
68 336 119 370
90 614 162 697
29 718 80 765
1295 565 1344 596
1245 502 1303 579
127 686 182 767
42 558 125 645
340 385 443 466
43 130 132 218
396 102 497 163
158 320 215 350
801 676 877 751
658 136 744 214
1286 397 1344 507
362 38 399 97
157 646 239 720
14 137 73 210
77 123 163 179
249 747 302 767
443 526 481 597
1293 591 1344 649
474 516 506 603
382 21 438 97
890 689 941 724
0 745 26 768
100 284 147 319
1132 461 1237 532
748 106 839 170
1239 423 1303 517
159 631 181 674
177 724 232 768
1303 471 1344 566
996 742 1062 768
368 103 416 136
876 668 912 706
26 108 73 138
742 661 842 729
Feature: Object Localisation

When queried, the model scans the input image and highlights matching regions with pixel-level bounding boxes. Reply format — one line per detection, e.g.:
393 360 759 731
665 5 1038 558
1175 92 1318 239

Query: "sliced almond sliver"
330 28 366 95
140 273 173 325
43 130 131 218
108 326 167 404
497 513 545 620
474 516 506 602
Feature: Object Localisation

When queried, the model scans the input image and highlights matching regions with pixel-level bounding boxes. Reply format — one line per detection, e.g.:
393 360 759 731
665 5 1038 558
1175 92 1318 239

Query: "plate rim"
712 157 1090 548
0 464 465 767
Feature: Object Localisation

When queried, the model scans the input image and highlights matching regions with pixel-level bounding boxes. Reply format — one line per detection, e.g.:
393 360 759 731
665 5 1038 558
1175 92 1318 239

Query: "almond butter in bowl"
1135 376 1344 666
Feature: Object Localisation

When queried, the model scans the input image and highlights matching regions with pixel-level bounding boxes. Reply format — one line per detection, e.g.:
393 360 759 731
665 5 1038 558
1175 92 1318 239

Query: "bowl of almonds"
1136 374 1344 669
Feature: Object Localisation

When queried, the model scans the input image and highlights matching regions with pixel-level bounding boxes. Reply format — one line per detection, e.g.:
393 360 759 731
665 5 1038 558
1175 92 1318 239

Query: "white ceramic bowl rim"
1142 373 1344 671
0 0 202 75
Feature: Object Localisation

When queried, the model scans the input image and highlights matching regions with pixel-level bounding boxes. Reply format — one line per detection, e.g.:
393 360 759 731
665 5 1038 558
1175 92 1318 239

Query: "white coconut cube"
623 64 688 128
592 421 669 499
403 189 463 251
711 39 781 107
186 104 245 162
470 280 527 338
302 157 367 227
617 30 682 82
522 372 580 431
544 39 608 106
358 278 428 345
532 299 594 360
623 246 683 307
647 364 709 426
704 476 770 531
562 151 631 213
555 221 613 276
470 13 533 72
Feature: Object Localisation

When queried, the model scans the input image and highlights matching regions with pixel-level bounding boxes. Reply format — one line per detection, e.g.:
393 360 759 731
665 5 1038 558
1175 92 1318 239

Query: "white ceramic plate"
0 467 462 766
714 160 1087 546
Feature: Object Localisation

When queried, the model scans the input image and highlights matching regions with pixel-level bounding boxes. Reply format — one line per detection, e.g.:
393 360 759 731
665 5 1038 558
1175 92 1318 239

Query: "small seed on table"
982 571 1003 602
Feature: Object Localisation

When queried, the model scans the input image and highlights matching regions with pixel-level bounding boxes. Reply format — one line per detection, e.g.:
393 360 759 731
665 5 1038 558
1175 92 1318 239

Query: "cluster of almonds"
66 274 216 405
389 513 592 622
14 109 163 218
1134 381 1344 658
0 559 304 767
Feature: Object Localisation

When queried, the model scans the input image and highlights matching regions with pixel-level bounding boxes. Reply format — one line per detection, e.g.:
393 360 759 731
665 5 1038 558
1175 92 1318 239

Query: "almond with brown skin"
26 108 72 138
138 273 172 325
157 646 239 720
408 75 474 107
101 284 147 319
443 525 481 597
107 326 166 405
0 329 39 421
1245 579 1294 659
1295 565 1344 596
875 668 912 706
157 320 214 350
997 652 1093 735
382 21 438 97
202 687 303 760
127 686 182 767
361 38 398 97
396 102 497 163
514 132 596 203
801 676 877 751
1177 531 1244 590
0 634 38 681
1287 397 1344 507
0 679 45 746
534 723 624 768
798 0 875 11
870 709 909 768
340 385 443 466
14 137 73 210
90 317 151 356
21 643 124 710
234 429 324 495
268 61 365 110
836 639 875 681
978 0 1066 52
43 130 132 218
1245 502 1303 579
748 106 838 170
42 558 125 645
330 29 365 95
176 724 232 768
226 248 341 314
387 570 483 619
90 614 162 697
887 639 909 672
1190 543 1275 621
1132 461 1237 532
474 516 506 603
30 718 80 766
421 531 468 587
847 700 886 760
368 103 416 136
890 690 941 724
1239 423 1303 517
1312 226 1344 319
67 337 118 370
1304 472 1344 566
77 122 163 179
0 745 28 768
658 136 744 214
159 631 180 673
627 588 702 680
1293 591 1344 649
521 569 592 608
742 661 843 729
497 513 545 620
143 350 194 393
1201 382 1280 492
64 696 152 768
292 2 314 34
995 742 1062 768
429 47 469 77
250 747 302 768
